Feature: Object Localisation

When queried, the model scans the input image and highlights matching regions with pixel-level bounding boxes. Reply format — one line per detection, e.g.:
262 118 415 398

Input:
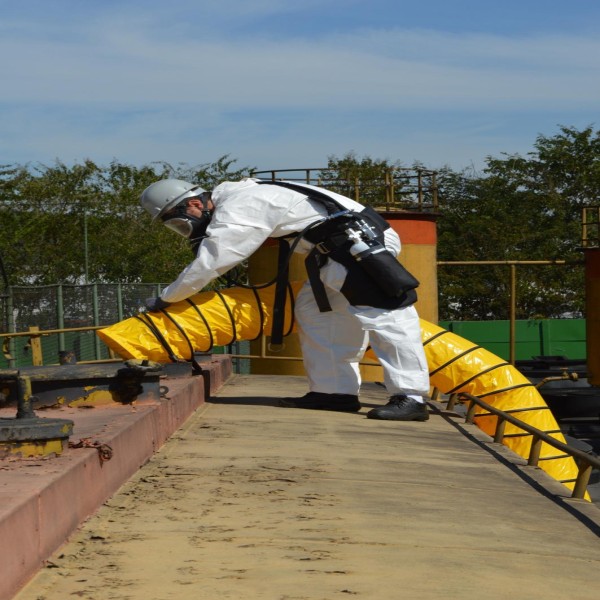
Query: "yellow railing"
442 392 600 500
0 259 577 368
437 260 573 364
0 326 117 367
582 206 600 248
250 167 439 212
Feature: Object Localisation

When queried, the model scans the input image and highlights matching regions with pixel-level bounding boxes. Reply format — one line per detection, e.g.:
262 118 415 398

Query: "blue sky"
1 0 598 173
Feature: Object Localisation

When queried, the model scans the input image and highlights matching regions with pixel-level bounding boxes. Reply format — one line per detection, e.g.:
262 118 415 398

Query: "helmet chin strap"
188 200 214 254
190 214 211 235
198 192 212 210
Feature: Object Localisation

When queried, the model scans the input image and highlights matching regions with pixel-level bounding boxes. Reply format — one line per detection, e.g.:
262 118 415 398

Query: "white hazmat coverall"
160 178 430 400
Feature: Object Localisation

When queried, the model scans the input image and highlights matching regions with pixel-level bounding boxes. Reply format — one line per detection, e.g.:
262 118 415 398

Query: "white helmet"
140 179 207 221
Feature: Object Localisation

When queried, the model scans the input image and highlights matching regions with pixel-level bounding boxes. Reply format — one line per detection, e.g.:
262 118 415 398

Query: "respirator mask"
161 193 213 250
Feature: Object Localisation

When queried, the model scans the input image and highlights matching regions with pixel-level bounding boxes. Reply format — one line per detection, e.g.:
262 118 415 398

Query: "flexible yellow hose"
417 321 586 497
97 282 587 498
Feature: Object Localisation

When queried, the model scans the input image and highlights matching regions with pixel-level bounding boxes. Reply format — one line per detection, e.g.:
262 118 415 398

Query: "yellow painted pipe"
584 248 600 386
97 282 587 499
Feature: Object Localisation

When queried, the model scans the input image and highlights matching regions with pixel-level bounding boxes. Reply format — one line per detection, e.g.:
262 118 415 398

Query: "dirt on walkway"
14 376 600 600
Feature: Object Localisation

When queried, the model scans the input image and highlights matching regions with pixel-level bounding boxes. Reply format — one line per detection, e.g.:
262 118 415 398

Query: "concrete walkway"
12 374 600 600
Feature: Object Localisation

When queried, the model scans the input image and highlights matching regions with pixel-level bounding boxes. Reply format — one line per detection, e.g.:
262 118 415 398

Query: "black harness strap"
249 287 266 341
257 180 349 324
257 180 343 213
256 180 410 319
214 289 238 345
185 298 215 352
305 247 332 312
284 282 296 336
271 238 291 346
134 313 183 364
159 309 204 373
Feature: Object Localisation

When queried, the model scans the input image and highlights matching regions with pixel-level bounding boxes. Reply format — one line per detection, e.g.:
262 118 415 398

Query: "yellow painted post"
28 326 43 366
584 248 600 386
509 264 517 365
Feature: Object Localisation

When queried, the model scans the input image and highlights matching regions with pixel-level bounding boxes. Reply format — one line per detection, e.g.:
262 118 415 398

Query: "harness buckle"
315 241 331 254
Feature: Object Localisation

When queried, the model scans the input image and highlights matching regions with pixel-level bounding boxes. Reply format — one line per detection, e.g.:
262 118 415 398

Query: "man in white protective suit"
140 177 431 421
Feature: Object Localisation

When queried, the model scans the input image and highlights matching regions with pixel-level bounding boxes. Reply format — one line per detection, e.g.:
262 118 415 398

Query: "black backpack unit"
256 180 420 345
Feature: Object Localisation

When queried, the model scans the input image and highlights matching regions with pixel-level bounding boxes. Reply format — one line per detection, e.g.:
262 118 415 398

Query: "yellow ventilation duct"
97 282 587 499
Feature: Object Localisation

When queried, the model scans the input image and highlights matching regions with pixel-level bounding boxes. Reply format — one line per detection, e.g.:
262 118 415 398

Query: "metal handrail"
437 259 574 365
0 323 382 369
582 206 600 248
250 167 439 212
0 325 105 338
0 325 116 367
3 320 598 498
454 392 600 499
0 258 581 369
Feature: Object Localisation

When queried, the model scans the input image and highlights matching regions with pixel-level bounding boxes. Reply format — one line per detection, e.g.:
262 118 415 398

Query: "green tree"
320 152 399 206
2 126 597 322
437 125 599 320
0 156 254 286
1 160 102 284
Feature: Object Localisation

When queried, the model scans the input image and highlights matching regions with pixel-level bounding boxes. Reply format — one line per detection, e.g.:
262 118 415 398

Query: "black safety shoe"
367 395 429 421
279 392 361 412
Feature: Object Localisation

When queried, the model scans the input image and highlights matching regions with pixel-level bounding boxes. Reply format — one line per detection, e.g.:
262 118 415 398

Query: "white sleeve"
383 227 401 257
160 220 272 303
160 183 296 303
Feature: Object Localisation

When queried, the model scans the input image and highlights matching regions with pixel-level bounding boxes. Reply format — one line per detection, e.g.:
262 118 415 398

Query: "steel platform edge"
0 355 232 600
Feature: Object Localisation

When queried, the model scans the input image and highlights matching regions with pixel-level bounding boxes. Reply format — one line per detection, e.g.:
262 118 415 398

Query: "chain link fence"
1 283 167 367
1 283 163 367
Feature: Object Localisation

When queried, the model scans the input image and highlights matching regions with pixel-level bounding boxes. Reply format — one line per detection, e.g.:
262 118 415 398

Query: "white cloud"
1 24 599 110
0 2 598 170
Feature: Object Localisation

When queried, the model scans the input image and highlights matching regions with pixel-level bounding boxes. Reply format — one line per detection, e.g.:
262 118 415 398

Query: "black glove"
144 297 171 312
